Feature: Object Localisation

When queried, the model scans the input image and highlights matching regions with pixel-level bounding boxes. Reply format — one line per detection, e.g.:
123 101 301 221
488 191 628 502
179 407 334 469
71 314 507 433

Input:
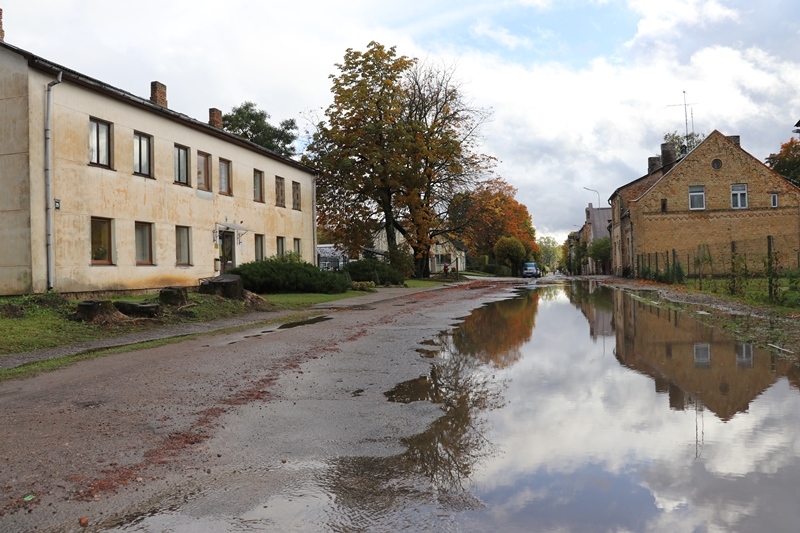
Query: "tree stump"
113 301 160 318
198 274 244 300
75 300 127 323
159 286 189 306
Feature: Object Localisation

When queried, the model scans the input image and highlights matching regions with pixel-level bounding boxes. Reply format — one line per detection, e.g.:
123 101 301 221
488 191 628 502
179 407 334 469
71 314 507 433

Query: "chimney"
150 81 167 107
660 142 677 169
648 156 662 174
727 135 741 147
1 9 5 42
209 108 223 129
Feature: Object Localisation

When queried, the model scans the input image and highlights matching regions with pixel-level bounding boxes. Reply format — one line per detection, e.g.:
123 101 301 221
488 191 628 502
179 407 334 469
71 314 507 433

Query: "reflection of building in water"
612 290 796 421
569 281 614 341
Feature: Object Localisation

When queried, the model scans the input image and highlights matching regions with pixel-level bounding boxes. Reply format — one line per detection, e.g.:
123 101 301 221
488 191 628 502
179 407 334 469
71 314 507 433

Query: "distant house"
609 130 800 277
0 16 316 295
578 203 611 274
371 229 466 274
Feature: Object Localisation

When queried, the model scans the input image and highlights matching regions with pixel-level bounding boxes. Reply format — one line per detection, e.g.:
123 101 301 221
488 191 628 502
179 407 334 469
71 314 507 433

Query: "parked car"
522 262 540 278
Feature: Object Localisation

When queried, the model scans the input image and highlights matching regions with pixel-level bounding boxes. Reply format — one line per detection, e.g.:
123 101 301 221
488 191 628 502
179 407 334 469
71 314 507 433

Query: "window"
772 193 779 208
197 152 210 191
176 226 191 265
292 181 301 210
133 132 151 176
91 217 113 264
689 185 705 210
661 199 667 212
293 238 301 255
89 118 111 167
255 234 265 261
276 236 285 256
135 222 153 265
694 343 710 368
736 343 753 368
254 170 264 202
219 159 232 195
731 184 748 209
174 145 189 185
275 176 286 207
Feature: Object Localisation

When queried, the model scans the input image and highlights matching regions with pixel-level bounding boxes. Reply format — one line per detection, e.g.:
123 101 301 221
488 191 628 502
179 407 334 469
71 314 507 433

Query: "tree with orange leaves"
452 177 538 263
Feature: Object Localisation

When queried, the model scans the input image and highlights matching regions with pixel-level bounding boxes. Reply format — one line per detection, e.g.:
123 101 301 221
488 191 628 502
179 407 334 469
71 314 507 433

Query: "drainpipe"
312 173 318 266
45 71 62 291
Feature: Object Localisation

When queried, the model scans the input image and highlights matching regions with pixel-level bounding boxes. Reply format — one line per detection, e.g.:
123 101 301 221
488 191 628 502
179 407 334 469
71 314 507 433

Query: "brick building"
610 130 800 277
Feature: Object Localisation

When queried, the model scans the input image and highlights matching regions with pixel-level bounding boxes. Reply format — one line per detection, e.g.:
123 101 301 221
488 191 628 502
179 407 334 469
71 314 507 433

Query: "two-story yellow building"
0 32 316 296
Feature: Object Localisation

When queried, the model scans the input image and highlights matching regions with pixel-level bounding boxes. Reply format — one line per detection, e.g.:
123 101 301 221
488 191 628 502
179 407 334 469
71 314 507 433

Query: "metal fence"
635 234 800 301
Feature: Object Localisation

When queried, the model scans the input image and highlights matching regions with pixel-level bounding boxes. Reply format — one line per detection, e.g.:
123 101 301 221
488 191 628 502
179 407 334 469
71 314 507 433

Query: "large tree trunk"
412 244 432 278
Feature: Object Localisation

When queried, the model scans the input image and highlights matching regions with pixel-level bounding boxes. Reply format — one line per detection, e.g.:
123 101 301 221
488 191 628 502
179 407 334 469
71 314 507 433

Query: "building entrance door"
220 231 235 273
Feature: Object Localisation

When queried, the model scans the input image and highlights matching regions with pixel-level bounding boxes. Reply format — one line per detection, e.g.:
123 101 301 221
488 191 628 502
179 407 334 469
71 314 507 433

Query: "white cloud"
470 20 533 50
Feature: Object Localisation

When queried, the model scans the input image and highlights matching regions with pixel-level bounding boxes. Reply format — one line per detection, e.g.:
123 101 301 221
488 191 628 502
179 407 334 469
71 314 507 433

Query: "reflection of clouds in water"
469 292 800 530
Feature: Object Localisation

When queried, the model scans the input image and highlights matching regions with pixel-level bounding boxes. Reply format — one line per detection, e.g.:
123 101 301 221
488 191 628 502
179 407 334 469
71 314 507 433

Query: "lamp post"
583 186 601 207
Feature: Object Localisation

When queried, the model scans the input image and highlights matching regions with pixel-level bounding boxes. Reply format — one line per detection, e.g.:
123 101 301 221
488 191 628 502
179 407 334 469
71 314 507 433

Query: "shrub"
229 257 349 294
350 281 377 292
344 258 404 285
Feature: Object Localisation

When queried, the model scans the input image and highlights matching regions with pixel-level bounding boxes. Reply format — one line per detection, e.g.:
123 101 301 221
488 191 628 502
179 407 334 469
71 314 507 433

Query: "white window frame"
731 184 748 209
689 186 705 210
771 193 778 208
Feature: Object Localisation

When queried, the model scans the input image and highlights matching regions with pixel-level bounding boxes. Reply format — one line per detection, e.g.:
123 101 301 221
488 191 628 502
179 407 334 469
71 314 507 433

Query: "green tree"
663 130 705 155
493 237 527 276
537 235 561 272
223 101 298 158
588 236 611 274
765 137 800 184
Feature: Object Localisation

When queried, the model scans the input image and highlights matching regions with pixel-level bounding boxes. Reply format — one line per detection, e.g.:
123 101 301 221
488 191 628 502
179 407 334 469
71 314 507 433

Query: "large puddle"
109 281 800 531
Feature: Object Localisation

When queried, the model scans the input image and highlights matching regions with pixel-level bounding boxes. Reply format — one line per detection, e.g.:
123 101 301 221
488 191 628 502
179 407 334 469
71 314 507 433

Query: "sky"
4 0 800 243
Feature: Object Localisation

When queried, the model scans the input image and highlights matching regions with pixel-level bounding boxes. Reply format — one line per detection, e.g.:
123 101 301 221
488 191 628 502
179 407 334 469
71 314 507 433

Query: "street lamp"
583 186 601 207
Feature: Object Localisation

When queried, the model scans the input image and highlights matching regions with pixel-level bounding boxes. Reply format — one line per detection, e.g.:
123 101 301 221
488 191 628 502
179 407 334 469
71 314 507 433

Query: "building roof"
0 40 316 175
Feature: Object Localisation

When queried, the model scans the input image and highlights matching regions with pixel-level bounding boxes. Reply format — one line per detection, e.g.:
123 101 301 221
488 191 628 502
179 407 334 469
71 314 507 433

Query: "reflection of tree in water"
450 289 540 368
320 350 505 529
537 284 568 301
568 281 614 311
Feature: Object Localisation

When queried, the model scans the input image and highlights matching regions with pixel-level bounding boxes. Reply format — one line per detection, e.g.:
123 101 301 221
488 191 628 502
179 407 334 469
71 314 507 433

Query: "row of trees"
220 42 538 278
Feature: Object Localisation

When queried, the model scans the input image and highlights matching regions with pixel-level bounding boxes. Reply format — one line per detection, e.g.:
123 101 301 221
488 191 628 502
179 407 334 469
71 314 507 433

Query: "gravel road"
0 280 520 532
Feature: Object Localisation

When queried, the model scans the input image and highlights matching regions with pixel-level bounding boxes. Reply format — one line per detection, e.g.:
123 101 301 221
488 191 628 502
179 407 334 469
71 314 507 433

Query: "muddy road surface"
0 281 517 532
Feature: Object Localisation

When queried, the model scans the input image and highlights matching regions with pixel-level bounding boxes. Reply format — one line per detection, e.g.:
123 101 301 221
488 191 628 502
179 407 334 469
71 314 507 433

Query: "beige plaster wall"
11 67 315 294
0 48 32 294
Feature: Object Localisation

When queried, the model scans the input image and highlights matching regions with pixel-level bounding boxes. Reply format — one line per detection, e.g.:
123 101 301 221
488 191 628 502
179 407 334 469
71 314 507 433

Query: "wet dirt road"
0 281 516 532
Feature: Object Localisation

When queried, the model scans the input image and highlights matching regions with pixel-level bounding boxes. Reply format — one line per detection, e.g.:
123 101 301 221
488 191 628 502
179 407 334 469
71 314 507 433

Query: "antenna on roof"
667 91 699 151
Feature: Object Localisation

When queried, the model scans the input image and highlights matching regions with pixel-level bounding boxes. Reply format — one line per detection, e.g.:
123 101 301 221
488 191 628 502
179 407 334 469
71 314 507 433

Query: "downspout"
312 173 317 266
45 71 62 291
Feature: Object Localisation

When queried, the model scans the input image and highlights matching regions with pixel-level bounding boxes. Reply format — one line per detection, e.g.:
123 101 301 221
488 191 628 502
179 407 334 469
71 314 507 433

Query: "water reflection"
450 289 540 368
612 290 799 422
454 284 800 532
316 343 506 530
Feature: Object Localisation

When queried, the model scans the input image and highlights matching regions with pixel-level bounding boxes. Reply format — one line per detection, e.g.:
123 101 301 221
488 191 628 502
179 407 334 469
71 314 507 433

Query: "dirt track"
0 281 517 532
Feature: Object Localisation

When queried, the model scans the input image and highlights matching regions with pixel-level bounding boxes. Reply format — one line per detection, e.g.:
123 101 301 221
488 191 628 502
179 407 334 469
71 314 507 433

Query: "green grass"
404 279 445 288
264 290 373 309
